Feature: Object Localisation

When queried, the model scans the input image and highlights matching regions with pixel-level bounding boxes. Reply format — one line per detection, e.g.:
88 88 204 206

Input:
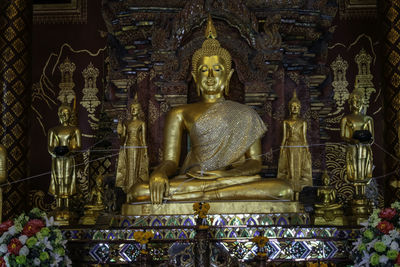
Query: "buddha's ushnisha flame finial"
289 90 300 106
205 14 217 39
133 92 139 104
192 14 232 72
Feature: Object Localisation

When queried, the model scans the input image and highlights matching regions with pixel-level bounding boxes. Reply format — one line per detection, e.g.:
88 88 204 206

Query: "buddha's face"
130 103 140 116
193 55 233 96
322 175 329 186
289 102 300 115
58 107 71 124
349 95 363 112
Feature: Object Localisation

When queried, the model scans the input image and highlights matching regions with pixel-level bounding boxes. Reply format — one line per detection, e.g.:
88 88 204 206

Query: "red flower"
379 208 397 220
0 257 5 267
7 238 22 255
397 253 400 265
0 220 13 235
22 219 45 237
376 220 394 234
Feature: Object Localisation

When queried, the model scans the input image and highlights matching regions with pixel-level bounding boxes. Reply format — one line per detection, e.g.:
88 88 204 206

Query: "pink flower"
376 220 394 234
22 219 45 237
0 220 13 235
379 208 397 220
7 238 22 255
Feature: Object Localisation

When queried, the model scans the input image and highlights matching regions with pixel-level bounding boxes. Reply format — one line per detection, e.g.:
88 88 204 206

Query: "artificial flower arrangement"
193 202 210 229
352 201 400 267
0 208 71 267
251 235 269 257
133 231 154 254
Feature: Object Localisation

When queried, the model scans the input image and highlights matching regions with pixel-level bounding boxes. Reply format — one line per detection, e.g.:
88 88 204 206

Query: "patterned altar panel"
0 0 31 220
64 213 356 265
383 0 400 202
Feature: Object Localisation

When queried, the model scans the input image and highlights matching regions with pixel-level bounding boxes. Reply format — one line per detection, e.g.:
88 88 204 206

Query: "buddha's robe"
181 100 267 173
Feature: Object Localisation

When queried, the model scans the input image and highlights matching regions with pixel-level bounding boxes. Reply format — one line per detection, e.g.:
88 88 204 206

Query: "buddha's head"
130 94 141 116
322 170 330 186
95 175 103 187
288 90 301 116
191 15 234 97
348 89 363 113
58 105 72 125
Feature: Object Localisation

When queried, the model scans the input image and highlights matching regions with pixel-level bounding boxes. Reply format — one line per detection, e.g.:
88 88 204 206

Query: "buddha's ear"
192 71 200 96
225 69 234 96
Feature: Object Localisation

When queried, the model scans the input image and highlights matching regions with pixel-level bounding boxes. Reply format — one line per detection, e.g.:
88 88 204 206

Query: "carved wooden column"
0 0 32 219
383 0 400 202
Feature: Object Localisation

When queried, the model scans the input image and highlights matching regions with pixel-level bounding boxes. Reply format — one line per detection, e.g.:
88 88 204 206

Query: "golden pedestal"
348 198 372 225
313 209 346 226
80 205 105 225
50 210 77 226
122 200 303 216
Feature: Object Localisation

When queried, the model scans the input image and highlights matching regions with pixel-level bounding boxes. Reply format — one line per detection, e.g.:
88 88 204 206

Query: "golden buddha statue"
81 175 105 225
340 89 373 191
314 170 344 225
48 100 81 222
0 145 6 222
277 91 312 197
116 94 149 202
340 89 374 223
131 15 293 205
89 175 105 208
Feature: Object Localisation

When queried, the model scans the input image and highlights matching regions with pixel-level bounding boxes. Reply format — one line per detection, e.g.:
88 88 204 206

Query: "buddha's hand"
187 170 230 180
149 173 170 205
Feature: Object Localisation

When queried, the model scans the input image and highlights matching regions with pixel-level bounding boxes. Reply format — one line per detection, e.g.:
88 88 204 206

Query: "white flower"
382 235 392 246
33 258 41 266
0 233 9 244
19 246 29 256
4 254 10 267
355 250 371 267
379 255 389 264
7 226 16 235
65 256 72 267
389 229 400 239
0 244 8 254
44 215 55 227
390 241 399 250
51 251 63 265
366 239 378 250
42 237 53 251
18 235 28 245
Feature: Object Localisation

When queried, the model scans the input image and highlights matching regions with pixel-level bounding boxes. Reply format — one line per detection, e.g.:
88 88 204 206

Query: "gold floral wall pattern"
58 57 76 104
81 62 101 130
330 55 349 113
355 48 375 110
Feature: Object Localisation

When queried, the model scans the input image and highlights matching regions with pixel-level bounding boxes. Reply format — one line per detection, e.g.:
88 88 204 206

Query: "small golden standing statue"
340 89 374 223
131 15 293 205
116 94 149 202
314 170 344 226
277 90 312 198
0 145 6 222
81 175 105 225
48 100 81 224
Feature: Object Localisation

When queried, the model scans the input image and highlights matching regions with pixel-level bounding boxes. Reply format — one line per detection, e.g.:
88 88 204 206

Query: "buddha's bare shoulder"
167 102 203 116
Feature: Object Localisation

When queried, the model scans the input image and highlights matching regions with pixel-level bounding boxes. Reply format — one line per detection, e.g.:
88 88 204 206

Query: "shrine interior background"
1 0 400 265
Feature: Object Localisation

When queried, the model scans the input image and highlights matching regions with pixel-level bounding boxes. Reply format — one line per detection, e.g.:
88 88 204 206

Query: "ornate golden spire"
289 90 300 106
205 14 217 39
192 14 232 72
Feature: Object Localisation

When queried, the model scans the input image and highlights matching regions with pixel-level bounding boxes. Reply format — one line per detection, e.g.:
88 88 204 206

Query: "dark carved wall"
20 0 388 216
